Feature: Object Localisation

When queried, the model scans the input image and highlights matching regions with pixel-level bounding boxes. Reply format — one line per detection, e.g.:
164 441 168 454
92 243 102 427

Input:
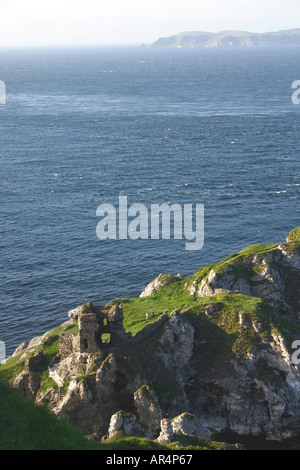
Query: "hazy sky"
1 0 300 47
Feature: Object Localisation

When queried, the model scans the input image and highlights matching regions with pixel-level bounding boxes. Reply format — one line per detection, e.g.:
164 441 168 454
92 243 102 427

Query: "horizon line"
1 26 300 49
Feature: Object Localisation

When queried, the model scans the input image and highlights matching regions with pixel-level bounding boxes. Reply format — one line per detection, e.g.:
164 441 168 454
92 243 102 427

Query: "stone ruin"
59 301 170 360
59 302 132 359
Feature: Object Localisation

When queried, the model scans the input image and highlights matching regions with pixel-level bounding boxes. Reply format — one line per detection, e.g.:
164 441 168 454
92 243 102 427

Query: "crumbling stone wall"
59 303 132 357
60 332 80 359
79 313 102 354
131 312 168 344
59 303 169 359
60 332 74 359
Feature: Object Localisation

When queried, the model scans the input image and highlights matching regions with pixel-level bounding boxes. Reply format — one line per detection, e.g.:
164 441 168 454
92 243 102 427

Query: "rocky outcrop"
13 369 41 399
3 228 300 448
186 244 300 320
134 386 163 437
108 411 152 439
195 356 300 440
7 300 300 443
12 350 49 398
158 310 194 370
132 313 169 344
157 419 174 443
12 332 52 358
140 274 183 297
51 352 140 434
171 413 210 439
286 227 300 244
158 413 210 442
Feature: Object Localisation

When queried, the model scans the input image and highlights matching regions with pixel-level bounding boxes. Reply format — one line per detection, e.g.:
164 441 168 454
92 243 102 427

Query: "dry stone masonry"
60 303 132 358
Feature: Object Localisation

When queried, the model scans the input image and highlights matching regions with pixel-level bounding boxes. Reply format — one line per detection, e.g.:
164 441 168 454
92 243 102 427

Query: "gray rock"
140 274 181 297
189 245 300 320
108 411 152 439
158 419 174 443
159 310 194 369
12 341 29 357
134 386 163 437
171 413 210 439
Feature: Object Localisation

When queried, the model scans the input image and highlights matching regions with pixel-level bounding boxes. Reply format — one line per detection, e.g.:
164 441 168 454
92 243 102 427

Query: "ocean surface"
1 46 299 355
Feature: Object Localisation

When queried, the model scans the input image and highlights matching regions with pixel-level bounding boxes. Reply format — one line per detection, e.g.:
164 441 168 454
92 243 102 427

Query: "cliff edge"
1 227 300 448
152 29 300 48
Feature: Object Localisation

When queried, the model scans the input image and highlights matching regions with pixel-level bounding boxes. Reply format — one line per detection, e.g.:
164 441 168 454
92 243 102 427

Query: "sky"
1 0 300 47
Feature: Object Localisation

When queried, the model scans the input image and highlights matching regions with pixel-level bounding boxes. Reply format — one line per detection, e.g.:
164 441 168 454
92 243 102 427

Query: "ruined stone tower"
60 302 132 358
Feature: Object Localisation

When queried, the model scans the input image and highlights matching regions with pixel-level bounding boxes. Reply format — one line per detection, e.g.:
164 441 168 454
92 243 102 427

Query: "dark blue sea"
1 46 299 355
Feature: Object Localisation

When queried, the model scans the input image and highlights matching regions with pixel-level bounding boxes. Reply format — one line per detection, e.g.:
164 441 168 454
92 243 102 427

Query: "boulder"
140 274 182 297
171 413 210 439
108 411 152 439
134 385 163 437
157 419 174 442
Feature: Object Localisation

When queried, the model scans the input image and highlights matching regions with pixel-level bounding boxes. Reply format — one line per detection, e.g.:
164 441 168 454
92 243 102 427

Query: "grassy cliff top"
287 227 300 243
1 227 299 449
114 228 300 337
0 379 235 450
152 29 300 48
2 227 299 373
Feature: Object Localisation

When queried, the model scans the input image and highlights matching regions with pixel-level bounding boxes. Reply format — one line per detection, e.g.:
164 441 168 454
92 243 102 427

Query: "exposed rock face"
158 413 210 442
12 341 29 357
4 229 300 446
159 310 194 370
140 274 183 297
108 411 152 439
53 351 141 433
13 369 41 399
286 228 300 244
12 351 47 398
171 413 210 439
158 419 174 443
134 386 163 437
188 245 300 320
11 332 51 358
8 302 300 443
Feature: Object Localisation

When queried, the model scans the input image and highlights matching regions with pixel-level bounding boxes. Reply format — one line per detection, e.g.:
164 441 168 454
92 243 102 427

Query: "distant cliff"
152 28 300 48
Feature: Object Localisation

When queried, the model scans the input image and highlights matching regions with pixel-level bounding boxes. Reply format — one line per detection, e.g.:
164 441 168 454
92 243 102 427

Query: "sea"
0 45 299 356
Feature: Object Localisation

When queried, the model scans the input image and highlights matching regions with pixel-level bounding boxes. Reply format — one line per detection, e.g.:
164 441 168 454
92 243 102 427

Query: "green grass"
0 354 27 383
113 278 193 336
105 431 241 450
110 289 300 401
189 243 280 285
0 380 232 450
113 277 298 355
181 293 298 365
287 227 300 243
2 233 299 388
112 291 299 411
0 379 166 450
238 243 279 256
1 229 299 450
0 379 102 450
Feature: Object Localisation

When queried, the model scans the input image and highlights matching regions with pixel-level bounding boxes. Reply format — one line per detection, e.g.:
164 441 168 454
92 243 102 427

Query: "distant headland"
151 28 300 48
